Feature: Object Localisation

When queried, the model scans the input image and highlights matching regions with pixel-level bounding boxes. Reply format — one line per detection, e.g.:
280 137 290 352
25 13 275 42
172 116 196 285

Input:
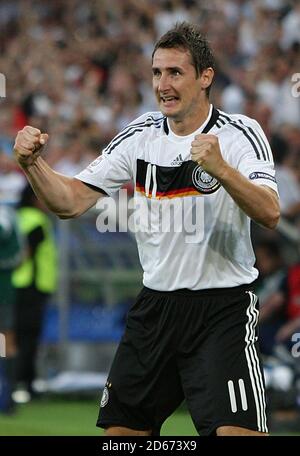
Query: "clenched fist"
14 126 49 168
191 134 228 179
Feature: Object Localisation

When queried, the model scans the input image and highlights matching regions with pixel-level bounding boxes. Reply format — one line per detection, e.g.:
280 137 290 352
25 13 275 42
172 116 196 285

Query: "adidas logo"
170 153 184 166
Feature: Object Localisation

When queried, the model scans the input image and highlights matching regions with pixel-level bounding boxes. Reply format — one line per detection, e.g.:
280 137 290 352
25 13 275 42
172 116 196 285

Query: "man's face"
152 47 204 121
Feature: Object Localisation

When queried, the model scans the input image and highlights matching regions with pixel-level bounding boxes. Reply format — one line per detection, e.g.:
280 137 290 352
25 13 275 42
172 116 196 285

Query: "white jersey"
76 105 278 291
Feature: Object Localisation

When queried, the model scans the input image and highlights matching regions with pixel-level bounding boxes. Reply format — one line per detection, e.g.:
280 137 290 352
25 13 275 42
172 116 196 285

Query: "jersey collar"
164 105 220 139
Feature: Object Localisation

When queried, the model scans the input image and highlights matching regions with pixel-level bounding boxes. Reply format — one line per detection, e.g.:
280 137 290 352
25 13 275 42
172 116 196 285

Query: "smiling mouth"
160 96 179 102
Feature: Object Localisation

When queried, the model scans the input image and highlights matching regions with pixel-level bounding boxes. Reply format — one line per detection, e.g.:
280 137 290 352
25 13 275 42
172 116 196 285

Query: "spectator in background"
255 239 287 356
0 204 23 413
271 134 300 224
0 151 26 205
256 238 300 353
1 0 300 177
12 185 57 402
274 262 300 346
53 131 95 176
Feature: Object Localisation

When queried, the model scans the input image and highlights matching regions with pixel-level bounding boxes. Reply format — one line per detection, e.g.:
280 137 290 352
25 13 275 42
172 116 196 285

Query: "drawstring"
152 165 157 198
145 163 151 197
145 163 157 198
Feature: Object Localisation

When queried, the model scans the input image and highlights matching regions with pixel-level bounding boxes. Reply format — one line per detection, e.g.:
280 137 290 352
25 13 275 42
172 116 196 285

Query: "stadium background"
0 0 300 435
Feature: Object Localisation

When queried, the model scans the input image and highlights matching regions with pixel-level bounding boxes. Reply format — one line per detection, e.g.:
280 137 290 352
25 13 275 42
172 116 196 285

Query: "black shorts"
97 285 268 435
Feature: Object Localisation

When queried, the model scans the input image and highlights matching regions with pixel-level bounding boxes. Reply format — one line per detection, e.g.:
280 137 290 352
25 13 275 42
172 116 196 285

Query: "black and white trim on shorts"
216 112 271 162
245 291 268 433
104 116 164 155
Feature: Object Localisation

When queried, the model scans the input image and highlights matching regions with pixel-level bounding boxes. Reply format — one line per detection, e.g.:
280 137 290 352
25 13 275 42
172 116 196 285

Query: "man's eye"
171 70 180 76
153 70 161 77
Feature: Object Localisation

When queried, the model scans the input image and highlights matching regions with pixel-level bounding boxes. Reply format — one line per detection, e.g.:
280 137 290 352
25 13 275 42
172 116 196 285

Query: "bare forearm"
14 126 101 218
191 134 280 229
22 156 83 218
217 164 280 229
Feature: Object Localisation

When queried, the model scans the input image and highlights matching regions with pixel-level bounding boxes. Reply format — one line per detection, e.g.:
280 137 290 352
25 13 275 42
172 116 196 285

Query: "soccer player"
13 23 280 436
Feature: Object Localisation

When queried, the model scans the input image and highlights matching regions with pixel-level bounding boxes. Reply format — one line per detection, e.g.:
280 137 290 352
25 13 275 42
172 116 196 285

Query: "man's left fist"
191 134 226 178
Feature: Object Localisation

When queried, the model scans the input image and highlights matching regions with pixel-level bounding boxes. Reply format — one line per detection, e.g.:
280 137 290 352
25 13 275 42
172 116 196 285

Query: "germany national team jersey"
76 105 278 291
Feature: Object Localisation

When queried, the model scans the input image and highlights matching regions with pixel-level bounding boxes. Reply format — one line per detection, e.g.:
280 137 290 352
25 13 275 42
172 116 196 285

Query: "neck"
168 99 211 136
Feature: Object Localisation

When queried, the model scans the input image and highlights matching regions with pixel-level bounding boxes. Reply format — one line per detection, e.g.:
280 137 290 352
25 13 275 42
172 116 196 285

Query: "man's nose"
158 74 170 92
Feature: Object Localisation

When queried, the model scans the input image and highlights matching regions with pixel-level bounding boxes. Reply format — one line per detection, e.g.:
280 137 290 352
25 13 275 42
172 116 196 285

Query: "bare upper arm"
68 178 105 217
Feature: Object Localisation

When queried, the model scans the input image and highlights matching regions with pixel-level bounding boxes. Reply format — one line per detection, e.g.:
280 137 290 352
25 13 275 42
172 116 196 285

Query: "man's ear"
200 67 214 90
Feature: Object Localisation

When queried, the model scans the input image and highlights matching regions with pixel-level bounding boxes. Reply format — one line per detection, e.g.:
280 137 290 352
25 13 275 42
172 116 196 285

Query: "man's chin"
160 106 180 118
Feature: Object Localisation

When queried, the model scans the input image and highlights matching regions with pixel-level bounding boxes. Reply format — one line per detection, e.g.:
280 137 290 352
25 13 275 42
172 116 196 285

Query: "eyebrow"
152 66 183 72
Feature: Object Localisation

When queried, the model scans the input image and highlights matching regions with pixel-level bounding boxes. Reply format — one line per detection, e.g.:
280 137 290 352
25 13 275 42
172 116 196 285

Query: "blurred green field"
1 397 299 436
0 397 197 436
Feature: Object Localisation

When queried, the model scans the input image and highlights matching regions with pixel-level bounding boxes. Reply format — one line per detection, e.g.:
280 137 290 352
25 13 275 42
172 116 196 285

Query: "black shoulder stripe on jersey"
216 118 226 127
106 128 143 155
237 119 269 161
227 121 261 160
218 112 260 160
218 113 267 161
104 116 164 153
220 112 271 161
113 116 164 141
104 116 164 154
217 112 231 122
258 130 271 161
239 119 271 161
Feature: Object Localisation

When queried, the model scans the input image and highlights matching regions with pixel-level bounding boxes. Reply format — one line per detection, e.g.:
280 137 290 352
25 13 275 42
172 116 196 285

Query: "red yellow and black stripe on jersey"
135 159 219 199
136 184 201 199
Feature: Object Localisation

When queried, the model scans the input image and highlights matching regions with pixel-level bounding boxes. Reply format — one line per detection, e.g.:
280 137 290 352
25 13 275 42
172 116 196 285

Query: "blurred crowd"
1 0 300 416
0 0 300 209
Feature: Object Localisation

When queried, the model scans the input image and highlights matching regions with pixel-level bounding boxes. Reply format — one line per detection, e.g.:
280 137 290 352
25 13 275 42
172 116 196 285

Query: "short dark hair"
152 22 215 95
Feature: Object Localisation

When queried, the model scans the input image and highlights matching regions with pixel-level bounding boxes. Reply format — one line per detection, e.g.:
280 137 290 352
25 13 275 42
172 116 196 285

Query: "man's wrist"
215 162 233 182
16 154 40 171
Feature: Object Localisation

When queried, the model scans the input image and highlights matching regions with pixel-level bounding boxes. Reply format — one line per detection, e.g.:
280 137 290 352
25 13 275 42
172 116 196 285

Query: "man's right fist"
14 126 49 167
